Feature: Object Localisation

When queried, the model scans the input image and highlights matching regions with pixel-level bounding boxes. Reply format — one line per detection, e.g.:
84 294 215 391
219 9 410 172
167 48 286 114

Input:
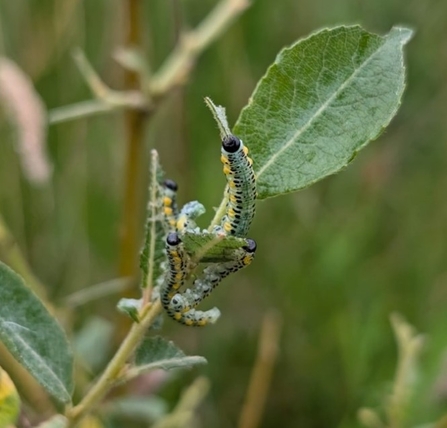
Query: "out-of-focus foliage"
0 366 20 428
0 262 73 403
0 1 446 427
134 336 207 371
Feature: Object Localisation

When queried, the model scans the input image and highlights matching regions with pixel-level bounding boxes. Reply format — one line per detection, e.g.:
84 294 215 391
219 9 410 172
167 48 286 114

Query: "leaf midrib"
256 36 389 180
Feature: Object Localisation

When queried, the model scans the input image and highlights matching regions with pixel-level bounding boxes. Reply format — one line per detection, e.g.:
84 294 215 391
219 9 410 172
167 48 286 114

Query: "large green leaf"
234 26 413 199
0 262 73 403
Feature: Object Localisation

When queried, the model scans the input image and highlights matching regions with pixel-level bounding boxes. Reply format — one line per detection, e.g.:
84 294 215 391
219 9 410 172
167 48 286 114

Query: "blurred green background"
0 0 447 427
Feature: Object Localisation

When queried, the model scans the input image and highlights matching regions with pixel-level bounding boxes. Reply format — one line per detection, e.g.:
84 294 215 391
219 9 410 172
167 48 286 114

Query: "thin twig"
149 0 250 96
208 191 229 231
48 99 116 124
238 311 282 428
66 300 163 427
63 277 132 308
48 50 147 124
49 0 250 125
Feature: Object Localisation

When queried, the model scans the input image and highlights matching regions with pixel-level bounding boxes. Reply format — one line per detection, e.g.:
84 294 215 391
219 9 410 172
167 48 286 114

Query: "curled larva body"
220 135 256 237
162 232 220 327
170 239 257 314
161 179 179 231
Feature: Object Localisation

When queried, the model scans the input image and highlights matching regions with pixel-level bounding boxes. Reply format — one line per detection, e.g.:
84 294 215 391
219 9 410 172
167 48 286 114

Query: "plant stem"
208 190 229 231
48 100 115 124
48 49 148 124
67 300 162 426
118 0 147 278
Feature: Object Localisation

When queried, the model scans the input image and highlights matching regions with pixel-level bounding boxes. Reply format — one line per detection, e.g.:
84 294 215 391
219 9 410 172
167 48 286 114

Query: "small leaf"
0 262 73 403
204 97 231 138
234 26 413 199
181 231 248 263
117 298 142 323
133 336 207 373
0 367 20 428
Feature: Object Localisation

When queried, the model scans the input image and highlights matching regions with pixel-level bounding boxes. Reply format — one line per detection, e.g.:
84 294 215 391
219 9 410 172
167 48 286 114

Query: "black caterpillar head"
164 179 178 191
166 232 181 246
222 135 241 153
243 239 257 253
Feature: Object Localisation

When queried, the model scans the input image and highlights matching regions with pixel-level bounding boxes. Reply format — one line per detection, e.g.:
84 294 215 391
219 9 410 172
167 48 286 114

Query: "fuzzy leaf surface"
0 262 73 403
234 26 413 199
181 231 248 263
134 336 206 371
140 150 166 288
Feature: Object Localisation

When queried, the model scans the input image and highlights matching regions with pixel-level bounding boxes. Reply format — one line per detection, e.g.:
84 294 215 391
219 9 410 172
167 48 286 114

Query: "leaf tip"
389 26 414 45
204 97 231 139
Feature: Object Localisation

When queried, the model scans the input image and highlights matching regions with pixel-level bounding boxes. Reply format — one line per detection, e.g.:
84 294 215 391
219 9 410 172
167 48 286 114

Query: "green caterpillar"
162 233 256 327
220 135 256 237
